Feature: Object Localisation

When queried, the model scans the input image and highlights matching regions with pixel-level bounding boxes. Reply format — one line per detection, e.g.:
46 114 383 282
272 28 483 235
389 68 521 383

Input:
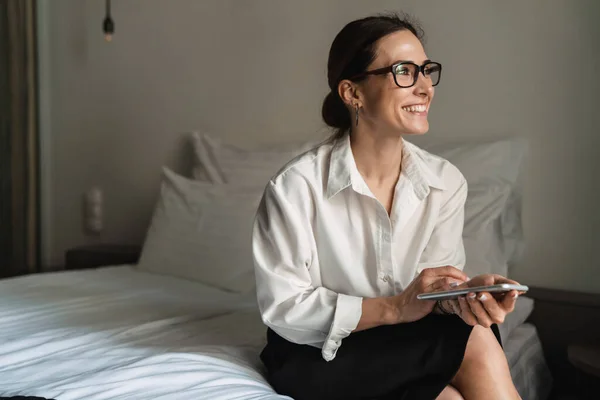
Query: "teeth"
402 104 426 113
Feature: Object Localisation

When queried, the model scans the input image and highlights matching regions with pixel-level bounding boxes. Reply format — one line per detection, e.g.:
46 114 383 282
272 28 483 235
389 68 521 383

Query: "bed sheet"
1 266 551 400
504 323 553 400
0 266 288 400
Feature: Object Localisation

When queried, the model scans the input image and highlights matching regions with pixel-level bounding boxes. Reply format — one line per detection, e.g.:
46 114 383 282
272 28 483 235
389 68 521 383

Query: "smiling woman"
322 13 435 141
253 12 523 400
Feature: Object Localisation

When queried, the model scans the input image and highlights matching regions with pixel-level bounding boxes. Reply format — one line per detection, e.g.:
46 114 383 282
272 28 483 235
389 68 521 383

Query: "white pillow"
189 132 522 278
415 137 526 186
137 167 262 293
414 137 528 270
462 183 512 277
191 131 318 185
463 185 510 277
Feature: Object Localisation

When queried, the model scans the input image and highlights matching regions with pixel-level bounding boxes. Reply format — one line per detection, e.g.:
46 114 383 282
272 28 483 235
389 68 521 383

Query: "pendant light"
103 0 114 42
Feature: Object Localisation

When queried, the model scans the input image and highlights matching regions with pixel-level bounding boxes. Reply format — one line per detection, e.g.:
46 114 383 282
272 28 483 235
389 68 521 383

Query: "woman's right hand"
390 266 468 324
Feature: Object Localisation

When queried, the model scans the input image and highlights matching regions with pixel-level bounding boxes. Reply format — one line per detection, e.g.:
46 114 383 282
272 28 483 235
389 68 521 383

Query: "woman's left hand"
444 274 521 328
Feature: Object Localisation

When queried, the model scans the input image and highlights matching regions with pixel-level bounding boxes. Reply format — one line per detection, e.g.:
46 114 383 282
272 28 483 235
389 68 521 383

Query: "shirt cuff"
321 293 363 361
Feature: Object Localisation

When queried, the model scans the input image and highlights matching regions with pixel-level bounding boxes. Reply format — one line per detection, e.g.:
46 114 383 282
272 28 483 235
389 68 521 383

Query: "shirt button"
382 275 392 283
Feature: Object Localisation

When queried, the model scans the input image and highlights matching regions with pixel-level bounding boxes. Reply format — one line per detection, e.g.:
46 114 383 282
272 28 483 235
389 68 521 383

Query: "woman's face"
354 30 435 136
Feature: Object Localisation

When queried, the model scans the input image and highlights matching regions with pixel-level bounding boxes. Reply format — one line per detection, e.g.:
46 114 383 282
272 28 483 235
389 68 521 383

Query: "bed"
0 133 552 399
1 265 550 400
0 266 284 400
505 323 553 400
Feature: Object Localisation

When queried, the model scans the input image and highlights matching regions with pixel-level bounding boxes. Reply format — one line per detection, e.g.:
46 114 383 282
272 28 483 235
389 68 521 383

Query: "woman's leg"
261 316 474 400
436 385 464 400
451 325 521 400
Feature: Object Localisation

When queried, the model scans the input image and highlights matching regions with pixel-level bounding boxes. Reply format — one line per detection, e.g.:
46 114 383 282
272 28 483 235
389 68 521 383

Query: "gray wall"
38 0 600 293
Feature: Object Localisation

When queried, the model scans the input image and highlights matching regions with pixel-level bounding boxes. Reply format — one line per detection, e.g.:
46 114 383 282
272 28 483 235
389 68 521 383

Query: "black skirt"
260 314 501 400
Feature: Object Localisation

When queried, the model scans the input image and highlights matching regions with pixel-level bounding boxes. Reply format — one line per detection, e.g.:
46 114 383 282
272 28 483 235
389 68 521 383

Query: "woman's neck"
349 130 403 186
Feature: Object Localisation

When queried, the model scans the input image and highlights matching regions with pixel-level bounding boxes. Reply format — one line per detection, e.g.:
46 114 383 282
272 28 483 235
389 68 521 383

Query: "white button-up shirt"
252 135 467 361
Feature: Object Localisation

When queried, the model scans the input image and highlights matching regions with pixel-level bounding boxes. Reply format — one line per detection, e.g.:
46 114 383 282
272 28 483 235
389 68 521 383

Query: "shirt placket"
392 184 425 290
376 205 395 295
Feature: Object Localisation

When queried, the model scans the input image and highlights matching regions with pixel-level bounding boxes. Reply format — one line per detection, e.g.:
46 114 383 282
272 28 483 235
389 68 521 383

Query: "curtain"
0 0 39 278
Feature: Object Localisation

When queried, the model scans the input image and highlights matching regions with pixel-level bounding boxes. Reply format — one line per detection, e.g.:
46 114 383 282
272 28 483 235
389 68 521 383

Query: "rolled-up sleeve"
417 176 468 272
252 181 363 361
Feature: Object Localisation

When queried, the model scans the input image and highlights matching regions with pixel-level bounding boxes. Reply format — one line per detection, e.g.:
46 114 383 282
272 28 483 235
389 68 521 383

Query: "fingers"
476 292 506 324
421 266 468 282
448 299 461 315
466 293 493 328
457 291 511 327
468 274 520 286
463 274 495 288
426 276 464 293
491 274 520 285
457 296 478 326
499 289 518 312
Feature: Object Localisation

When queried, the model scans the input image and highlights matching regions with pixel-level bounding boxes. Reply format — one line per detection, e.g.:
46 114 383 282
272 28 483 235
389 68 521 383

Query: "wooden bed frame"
525 287 600 397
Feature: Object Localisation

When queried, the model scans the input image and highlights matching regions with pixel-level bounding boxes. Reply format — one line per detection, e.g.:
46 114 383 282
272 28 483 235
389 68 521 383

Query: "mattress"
0 266 550 400
504 323 553 400
0 266 286 400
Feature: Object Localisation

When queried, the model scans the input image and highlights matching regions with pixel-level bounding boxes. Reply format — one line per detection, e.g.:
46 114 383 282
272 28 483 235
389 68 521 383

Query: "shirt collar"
402 140 446 192
326 135 354 199
326 135 446 200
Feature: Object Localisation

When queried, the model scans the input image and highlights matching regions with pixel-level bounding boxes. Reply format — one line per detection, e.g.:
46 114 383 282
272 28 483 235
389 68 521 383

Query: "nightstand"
64 244 142 270
567 343 600 398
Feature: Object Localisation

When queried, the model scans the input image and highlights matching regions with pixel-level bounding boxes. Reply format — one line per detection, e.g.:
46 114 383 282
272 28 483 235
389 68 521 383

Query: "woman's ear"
338 80 362 108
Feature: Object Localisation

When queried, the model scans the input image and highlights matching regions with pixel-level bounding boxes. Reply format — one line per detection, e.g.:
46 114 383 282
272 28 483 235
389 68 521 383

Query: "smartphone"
416 283 529 301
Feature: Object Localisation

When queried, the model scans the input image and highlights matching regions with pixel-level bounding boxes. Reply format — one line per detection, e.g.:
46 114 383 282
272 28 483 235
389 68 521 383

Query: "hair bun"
322 91 351 131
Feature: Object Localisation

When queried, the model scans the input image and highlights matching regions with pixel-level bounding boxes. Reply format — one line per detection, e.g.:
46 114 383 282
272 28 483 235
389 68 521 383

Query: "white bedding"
0 266 288 400
0 266 550 400
504 323 553 400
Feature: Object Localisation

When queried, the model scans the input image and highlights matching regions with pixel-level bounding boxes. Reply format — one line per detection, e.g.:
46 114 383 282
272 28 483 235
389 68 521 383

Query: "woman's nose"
413 74 434 95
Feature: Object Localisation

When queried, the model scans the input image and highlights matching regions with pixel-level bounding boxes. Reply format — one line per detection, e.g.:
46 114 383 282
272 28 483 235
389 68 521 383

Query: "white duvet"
0 266 290 400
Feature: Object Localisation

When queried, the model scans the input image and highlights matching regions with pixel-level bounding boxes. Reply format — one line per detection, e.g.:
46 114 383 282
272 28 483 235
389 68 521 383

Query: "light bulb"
102 0 114 42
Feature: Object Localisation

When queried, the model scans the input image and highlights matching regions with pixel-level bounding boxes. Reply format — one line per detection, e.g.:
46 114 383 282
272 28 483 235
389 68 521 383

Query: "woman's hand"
390 266 468 324
447 274 522 328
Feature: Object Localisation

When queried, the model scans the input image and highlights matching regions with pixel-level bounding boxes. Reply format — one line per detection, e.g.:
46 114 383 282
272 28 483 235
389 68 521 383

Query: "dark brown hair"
322 12 424 140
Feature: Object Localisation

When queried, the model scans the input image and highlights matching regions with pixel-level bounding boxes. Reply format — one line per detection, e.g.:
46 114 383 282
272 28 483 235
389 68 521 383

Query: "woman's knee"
452 324 514 392
452 325 518 398
461 325 505 370
436 385 464 400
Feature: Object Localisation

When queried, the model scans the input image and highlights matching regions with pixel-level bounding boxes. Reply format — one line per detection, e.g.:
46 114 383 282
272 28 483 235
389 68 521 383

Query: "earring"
355 103 359 126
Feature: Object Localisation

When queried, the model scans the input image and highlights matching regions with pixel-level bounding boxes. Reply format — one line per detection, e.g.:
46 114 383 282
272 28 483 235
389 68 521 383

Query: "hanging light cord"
103 0 114 41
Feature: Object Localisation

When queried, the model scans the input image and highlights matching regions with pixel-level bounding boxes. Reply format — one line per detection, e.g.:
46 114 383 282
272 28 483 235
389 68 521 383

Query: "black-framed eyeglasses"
351 61 442 88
